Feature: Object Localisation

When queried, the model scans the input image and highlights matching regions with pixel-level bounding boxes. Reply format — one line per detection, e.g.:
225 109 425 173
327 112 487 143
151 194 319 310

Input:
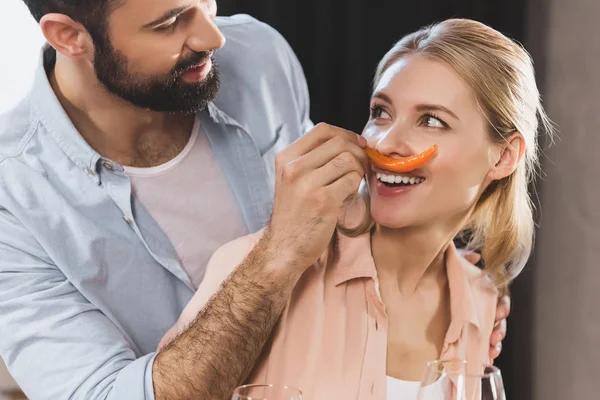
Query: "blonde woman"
160 19 551 399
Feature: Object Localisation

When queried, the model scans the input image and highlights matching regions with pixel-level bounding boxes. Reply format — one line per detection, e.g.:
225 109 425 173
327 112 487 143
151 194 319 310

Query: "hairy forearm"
152 236 300 400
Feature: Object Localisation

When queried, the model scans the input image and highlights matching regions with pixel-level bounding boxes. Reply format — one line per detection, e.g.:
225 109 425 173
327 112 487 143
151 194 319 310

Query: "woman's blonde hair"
339 18 554 294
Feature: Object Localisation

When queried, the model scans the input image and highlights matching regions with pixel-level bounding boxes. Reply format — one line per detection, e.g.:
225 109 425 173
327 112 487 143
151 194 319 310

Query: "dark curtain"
219 0 527 133
218 1 531 398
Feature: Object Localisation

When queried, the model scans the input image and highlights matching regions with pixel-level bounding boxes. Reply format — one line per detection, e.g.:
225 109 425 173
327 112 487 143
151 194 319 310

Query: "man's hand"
265 123 368 273
490 295 510 361
457 249 510 362
457 249 481 265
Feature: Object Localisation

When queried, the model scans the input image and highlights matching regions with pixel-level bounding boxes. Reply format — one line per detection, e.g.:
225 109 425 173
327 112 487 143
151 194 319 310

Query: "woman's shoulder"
209 229 265 273
218 229 264 255
455 253 499 349
198 230 265 294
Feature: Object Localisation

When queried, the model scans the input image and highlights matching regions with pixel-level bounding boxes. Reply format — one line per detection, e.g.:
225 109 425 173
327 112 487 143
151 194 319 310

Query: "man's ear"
40 13 93 58
488 133 526 181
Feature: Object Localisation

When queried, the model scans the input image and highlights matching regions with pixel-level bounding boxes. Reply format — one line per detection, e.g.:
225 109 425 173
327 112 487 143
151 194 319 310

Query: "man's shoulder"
216 14 290 56
0 96 37 164
211 15 310 145
215 14 278 37
214 15 296 79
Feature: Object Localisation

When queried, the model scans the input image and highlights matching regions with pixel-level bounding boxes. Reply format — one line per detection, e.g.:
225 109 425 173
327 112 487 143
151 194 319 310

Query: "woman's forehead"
373 55 477 112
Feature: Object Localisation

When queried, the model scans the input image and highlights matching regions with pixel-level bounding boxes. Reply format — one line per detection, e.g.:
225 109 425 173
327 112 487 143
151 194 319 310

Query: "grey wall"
530 0 600 398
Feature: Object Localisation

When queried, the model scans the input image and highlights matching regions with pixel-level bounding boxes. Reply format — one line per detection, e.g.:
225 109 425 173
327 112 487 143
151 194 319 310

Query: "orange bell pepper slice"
365 144 438 173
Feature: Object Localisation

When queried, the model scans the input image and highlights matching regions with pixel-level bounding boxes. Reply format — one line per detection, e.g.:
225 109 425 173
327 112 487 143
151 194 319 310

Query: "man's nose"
185 7 226 54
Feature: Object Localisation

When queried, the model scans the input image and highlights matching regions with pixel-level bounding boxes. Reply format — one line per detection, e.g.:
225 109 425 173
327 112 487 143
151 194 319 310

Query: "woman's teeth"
376 172 425 185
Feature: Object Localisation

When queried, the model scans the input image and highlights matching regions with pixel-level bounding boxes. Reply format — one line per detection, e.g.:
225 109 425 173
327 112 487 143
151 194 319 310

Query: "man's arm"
0 125 365 400
0 208 157 400
490 296 510 361
153 235 299 399
152 124 368 399
157 233 262 352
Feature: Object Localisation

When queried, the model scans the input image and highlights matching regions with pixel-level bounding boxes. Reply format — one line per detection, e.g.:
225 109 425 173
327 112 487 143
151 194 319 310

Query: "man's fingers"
326 171 364 204
490 295 510 361
489 341 502 361
279 123 365 163
495 295 511 322
491 319 506 344
457 249 481 264
290 135 368 176
312 151 366 187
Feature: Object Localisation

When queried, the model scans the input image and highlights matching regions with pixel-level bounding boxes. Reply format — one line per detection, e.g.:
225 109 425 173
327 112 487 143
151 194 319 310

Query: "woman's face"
363 55 502 230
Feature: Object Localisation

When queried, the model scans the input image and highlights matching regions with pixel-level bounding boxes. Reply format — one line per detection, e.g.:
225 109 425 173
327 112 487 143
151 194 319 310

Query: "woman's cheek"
428 148 464 178
433 147 489 188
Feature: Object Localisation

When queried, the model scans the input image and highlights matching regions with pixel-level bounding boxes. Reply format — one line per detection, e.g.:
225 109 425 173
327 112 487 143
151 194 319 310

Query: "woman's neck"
371 223 456 295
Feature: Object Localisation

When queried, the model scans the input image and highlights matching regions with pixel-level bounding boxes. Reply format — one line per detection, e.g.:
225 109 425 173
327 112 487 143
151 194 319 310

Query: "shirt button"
103 161 114 171
375 320 379 331
123 216 133 225
86 168 96 176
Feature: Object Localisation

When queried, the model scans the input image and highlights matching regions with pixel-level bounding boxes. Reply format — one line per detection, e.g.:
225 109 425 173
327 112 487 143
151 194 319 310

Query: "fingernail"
357 135 367 147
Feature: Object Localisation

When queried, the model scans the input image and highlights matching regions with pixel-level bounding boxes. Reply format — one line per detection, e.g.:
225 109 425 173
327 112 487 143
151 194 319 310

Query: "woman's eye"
421 114 448 129
370 105 392 121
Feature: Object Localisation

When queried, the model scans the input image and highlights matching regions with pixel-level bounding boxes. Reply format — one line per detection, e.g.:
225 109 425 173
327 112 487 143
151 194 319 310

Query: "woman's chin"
371 210 414 230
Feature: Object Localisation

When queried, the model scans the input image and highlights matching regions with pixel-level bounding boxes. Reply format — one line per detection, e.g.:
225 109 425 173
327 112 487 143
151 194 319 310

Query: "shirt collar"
30 46 244 176
444 242 482 342
206 102 246 131
330 232 482 335
31 45 101 174
330 232 377 286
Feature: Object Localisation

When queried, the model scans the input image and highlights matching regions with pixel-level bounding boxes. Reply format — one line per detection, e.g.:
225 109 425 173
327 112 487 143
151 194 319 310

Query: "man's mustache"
172 51 214 76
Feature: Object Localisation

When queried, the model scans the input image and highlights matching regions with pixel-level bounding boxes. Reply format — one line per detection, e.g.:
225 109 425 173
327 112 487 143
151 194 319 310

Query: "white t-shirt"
386 375 450 399
124 118 248 289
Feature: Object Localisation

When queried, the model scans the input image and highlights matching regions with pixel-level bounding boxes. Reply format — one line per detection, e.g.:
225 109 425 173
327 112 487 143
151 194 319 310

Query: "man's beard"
92 36 220 114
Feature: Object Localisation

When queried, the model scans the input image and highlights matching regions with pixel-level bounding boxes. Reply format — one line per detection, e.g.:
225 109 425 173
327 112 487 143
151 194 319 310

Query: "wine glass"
417 360 506 400
232 384 303 400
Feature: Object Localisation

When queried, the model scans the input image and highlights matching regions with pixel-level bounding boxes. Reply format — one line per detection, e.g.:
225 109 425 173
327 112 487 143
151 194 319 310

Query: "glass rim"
233 383 303 394
425 359 501 378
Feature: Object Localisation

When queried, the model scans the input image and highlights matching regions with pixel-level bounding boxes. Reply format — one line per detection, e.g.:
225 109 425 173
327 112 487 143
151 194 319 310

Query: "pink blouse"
168 231 498 399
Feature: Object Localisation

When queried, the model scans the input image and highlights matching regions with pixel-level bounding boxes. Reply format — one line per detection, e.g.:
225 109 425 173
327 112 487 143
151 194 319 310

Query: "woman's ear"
40 13 93 58
488 133 526 181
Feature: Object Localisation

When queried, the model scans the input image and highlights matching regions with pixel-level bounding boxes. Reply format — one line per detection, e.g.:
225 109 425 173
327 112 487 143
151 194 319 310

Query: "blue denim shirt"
0 14 312 400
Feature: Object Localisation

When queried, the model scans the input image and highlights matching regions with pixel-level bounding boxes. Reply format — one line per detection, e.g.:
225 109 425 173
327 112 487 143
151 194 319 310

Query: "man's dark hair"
22 0 119 40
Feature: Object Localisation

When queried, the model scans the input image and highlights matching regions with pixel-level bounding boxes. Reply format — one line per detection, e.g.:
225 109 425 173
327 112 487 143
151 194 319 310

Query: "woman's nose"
373 128 414 158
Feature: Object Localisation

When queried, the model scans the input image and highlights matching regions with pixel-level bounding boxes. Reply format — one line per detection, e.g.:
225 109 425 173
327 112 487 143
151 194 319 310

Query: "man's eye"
156 17 179 32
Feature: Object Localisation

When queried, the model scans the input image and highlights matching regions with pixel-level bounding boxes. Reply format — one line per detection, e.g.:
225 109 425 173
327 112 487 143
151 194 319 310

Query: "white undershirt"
124 118 248 288
386 375 449 399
